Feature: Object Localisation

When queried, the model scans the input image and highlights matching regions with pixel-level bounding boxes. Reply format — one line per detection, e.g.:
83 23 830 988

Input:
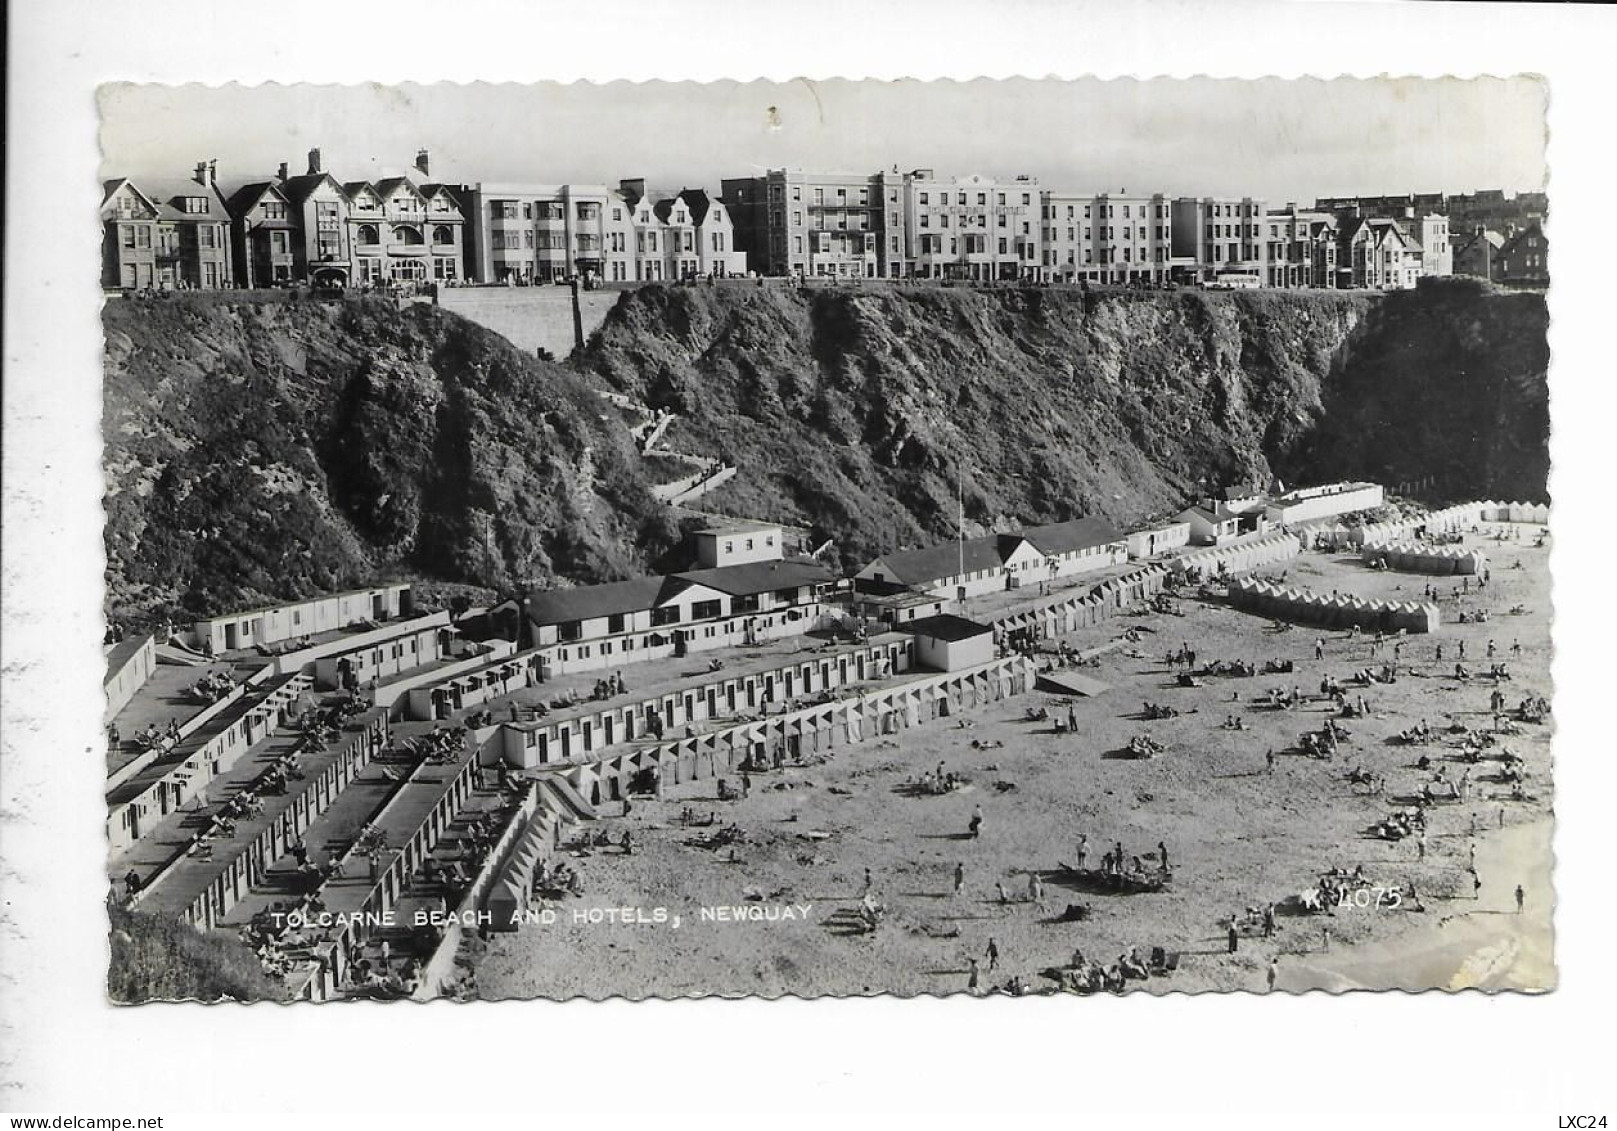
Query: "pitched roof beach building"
855 518 1126 601
515 558 839 677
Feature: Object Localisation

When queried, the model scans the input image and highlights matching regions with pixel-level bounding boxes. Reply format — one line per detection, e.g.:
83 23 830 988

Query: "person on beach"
1315 639 1325 661
1076 835 1088 870
996 881 1010 904
1227 923 1239 954
968 805 984 839
1158 841 1170 872
1266 748 1276 774
1322 926 1331 952
967 958 980 993
1267 958 1279 992
863 867 873 895
953 862 965 897
986 938 1000 971
1515 884 1525 914
1028 872 1046 911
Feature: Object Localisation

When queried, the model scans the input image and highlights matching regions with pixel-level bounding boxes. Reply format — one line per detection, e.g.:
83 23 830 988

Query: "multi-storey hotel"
1261 207 1340 288
100 164 235 291
1170 197 1272 281
461 179 745 285
721 169 906 279
901 170 1043 281
226 149 465 289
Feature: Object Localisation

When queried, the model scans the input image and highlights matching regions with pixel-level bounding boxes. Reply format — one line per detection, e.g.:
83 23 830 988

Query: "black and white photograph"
6 0 1617 1122
94 76 1554 1003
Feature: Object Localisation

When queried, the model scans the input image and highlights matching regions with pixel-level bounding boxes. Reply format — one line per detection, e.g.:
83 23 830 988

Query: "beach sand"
474 526 1554 999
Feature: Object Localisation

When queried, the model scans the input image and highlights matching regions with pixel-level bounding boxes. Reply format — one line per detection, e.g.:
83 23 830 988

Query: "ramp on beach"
1035 671 1111 697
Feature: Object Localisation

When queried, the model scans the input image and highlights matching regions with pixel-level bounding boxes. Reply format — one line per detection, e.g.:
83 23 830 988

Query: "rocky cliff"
103 295 678 623
103 280 1549 621
578 278 1548 575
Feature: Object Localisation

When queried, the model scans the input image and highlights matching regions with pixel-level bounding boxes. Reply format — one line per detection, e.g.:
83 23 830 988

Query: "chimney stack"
194 161 209 186
307 147 322 175
277 161 289 182
208 159 218 185
415 148 430 177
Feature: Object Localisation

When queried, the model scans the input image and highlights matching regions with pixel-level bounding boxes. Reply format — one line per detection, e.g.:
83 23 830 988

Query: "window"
919 193 929 205
691 599 722 620
557 622 582 642
495 201 519 220
432 225 454 245
650 606 680 627
261 201 287 220
391 226 423 245
357 224 380 246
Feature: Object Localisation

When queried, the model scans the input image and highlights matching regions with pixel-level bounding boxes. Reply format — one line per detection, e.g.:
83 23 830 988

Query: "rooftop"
897 614 995 643
1020 517 1124 557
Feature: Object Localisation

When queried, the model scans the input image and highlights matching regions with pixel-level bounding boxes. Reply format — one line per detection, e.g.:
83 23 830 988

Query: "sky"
101 75 1548 206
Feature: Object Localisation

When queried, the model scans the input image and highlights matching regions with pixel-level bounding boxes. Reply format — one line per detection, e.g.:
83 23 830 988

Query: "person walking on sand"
953 862 966 897
968 804 984 840
1028 872 1046 911
1266 748 1276 775
1158 841 1170 872
1322 925 1331 952
1515 884 1525 914
1076 834 1088 870
1267 958 1280 992
1315 638 1325 661
1227 922 1239 954
863 867 873 895
986 938 1000 971
1417 832 1427 860
967 957 980 993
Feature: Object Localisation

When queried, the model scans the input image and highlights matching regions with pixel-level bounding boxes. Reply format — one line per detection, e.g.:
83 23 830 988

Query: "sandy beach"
474 526 1554 999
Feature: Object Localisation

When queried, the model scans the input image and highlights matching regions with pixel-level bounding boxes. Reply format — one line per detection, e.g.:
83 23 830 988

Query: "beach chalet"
521 559 837 669
1126 521 1193 560
1020 518 1129 580
190 583 414 655
104 633 158 724
850 590 949 630
856 517 1127 604
1262 482 1385 526
1177 502 1250 546
311 620 457 692
899 614 996 672
690 521 785 568
854 533 1046 602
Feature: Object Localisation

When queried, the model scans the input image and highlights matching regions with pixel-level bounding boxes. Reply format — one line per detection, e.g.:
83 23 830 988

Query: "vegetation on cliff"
578 278 1548 575
103 295 679 623
103 280 1548 619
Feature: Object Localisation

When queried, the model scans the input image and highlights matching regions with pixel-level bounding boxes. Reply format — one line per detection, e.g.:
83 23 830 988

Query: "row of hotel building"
101 149 1547 293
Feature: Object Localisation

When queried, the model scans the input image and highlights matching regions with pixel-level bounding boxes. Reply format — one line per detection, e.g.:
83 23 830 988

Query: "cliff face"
103 296 679 622
104 280 1549 622
579 279 1547 575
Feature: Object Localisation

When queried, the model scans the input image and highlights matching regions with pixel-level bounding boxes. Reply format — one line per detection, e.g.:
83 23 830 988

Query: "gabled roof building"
101 165 235 291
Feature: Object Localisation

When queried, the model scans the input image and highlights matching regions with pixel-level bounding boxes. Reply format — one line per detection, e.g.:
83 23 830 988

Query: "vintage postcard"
97 76 1552 1003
